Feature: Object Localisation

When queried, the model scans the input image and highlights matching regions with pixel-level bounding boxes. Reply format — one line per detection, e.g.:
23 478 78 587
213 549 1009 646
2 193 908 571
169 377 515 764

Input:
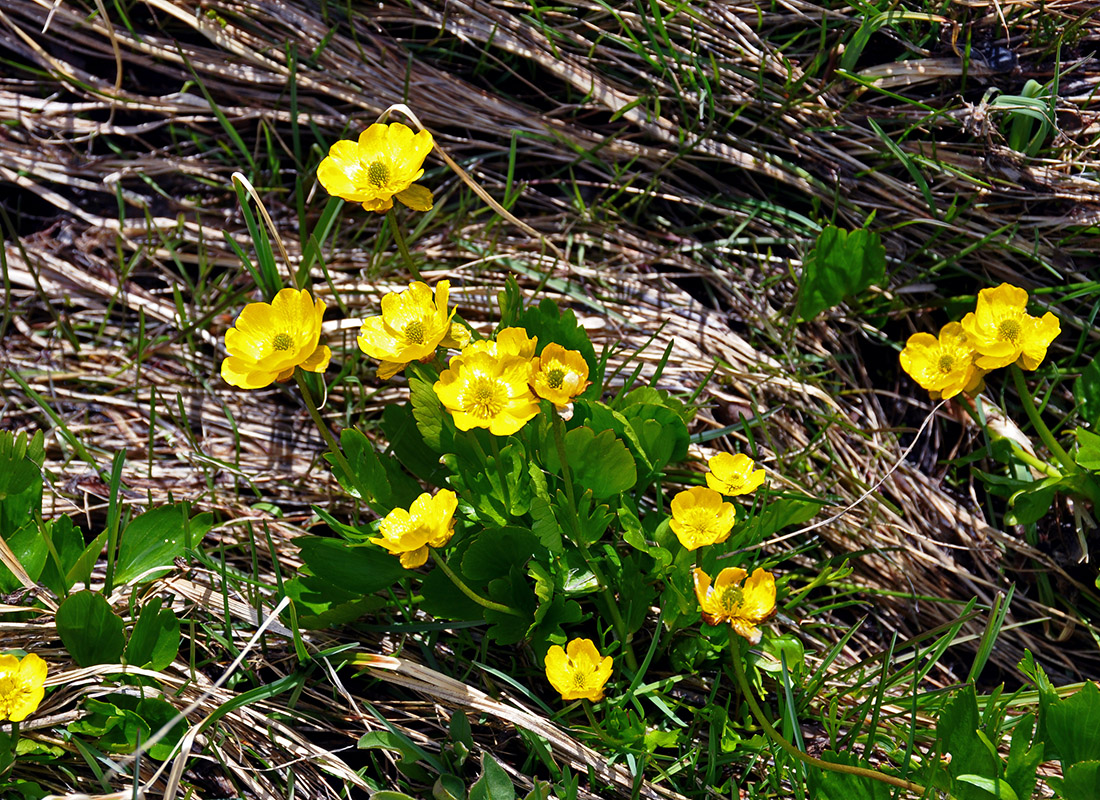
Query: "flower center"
272 332 294 351
937 353 955 373
570 667 589 689
367 160 390 188
404 319 426 345
546 367 566 389
464 377 506 420
719 585 744 614
997 318 1021 343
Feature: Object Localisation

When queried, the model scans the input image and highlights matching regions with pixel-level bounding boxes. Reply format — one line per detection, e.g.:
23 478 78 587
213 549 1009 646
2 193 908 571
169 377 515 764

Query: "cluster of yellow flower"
668 453 777 645
900 283 1060 399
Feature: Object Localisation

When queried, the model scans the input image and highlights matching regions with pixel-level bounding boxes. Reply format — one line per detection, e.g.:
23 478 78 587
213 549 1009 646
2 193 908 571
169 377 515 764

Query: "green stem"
388 208 422 282
550 409 639 672
294 372 373 509
488 435 513 517
1009 443 1062 479
430 548 524 617
727 630 927 796
1011 364 1075 473
581 699 614 745
4 721 17 775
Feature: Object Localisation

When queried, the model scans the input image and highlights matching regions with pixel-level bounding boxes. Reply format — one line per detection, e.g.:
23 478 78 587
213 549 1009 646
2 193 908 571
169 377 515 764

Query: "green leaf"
69 694 183 761
469 753 516 800
806 751 894 799
380 403 449 485
38 515 87 597
55 591 126 667
1075 427 1100 471
0 431 44 541
796 226 886 321
409 369 447 451
115 504 213 585
1074 360 1100 428
1004 713 1043 800
283 575 386 629
0 521 48 594
325 426 421 512
955 775 1018 800
462 528 541 582
518 299 597 382
1044 679 1100 767
67 530 107 591
1006 482 1058 526
1063 761 1100 800
294 536 408 597
938 686 1001 799
125 597 180 670
545 427 636 499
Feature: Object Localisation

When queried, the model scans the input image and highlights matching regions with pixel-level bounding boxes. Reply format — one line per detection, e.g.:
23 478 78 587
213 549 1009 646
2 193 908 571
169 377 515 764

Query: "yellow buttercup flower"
0 652 47 722
693 567 776 644
960 283 1060 370
544 638 613 702
371 490 458 568
531 344 590 409
669 487 736 551
899 321 985 399
317 122 434 213
221 288 331 389
463 327 538 360
434 350 540 436
706 453 765 497
358 281 465 379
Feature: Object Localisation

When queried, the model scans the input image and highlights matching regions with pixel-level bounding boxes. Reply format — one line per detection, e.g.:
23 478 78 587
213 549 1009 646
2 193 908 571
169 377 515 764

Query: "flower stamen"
272 332 294 351
997 318 1021 343
367 160 390 188
404 319 426 345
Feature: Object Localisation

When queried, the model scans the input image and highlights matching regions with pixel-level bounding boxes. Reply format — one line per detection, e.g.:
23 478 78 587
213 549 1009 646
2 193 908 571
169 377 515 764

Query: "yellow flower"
358 281 465 379
221 288 331 389
317 122 434 213
531 344 590 409
706 453 765 496
899 321 985 399
544 638 613 702
0 652 47 722
960 283 1060 370
693 567 777 644
669 487 736 551
371 490 458 568
434 350 540 436
463 327 538 360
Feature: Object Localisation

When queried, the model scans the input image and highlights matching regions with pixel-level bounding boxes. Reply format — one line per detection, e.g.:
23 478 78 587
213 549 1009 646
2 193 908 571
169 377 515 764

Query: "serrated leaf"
806 751 894 799
518 299 597 384
1044 679 1100 767
797 226 886 321
545 427 636 499
409 370 446 451
39 515 87 596
1063 761 1100 800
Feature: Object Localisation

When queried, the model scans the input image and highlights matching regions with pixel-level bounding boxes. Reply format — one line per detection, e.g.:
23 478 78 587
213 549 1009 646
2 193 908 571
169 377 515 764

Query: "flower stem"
294 372 375 511
727 629 927 796
1011 364 1075 473
430 547 524 618
488 434 513 517
550 408 639 672
387 208 422 282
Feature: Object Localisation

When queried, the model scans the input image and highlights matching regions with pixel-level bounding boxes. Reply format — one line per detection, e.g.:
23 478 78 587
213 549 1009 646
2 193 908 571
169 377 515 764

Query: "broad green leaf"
56 591 126 667
294 536 407 597
115 504 213 584
1006 481 1058 526
461 528 541 582
1063 761 1100 800
1075 427 1100 471
380 403 449 485
409 369 446 451
283 575 386 629
1004 713 1043 800
796 226 886 321
325 426 420 512
1074 360 1100 428
469 753 516 800
955 775 1018 800
1044 679 1100 767
125 597 180 670
938 686 1001 800
545 427 636 499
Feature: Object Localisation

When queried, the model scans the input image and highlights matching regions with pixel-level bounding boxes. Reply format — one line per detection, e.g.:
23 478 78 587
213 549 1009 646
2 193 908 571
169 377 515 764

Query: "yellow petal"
396 184 434 212
221 357 278 389
300 344 331 373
